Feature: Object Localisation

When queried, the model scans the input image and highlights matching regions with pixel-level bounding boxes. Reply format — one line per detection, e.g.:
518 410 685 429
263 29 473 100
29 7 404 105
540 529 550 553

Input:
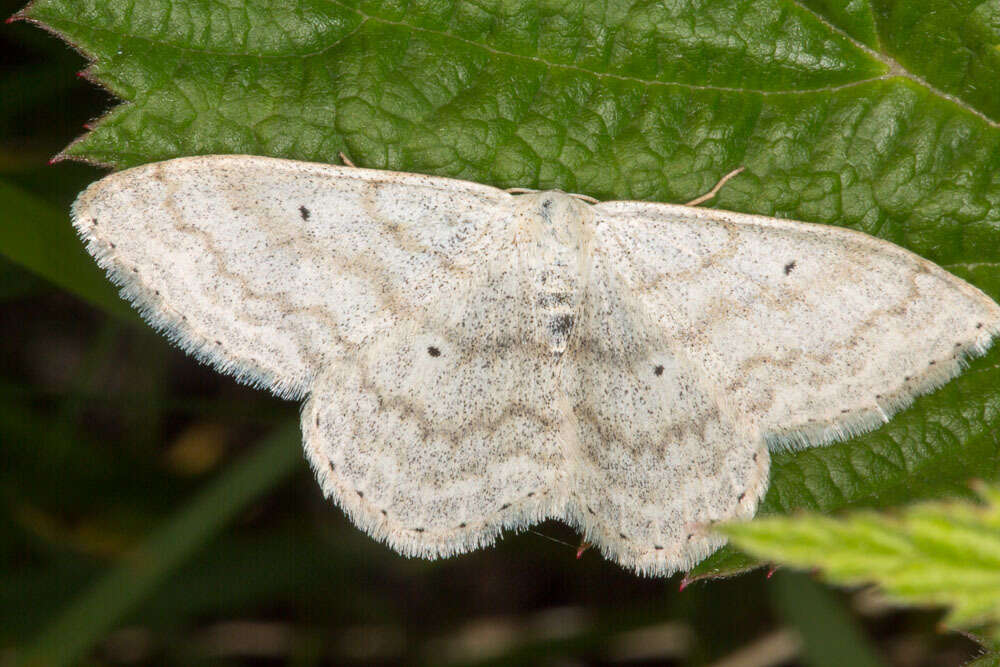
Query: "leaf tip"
9 2 41 27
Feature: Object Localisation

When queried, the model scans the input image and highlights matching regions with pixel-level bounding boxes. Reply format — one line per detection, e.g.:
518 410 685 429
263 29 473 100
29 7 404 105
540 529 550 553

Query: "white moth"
73 155 1000 576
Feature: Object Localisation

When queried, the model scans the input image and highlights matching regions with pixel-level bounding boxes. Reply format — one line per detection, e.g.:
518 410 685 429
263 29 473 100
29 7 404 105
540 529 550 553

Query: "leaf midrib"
47 0 998 127
38 1 884 94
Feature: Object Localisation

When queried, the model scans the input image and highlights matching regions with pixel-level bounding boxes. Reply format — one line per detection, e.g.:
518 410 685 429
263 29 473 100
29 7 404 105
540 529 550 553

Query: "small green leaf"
722 482 1000 642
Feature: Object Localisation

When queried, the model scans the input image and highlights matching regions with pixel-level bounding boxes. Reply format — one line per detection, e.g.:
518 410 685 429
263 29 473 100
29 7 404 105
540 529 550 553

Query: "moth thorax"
509 191 594 353
517 191 594 259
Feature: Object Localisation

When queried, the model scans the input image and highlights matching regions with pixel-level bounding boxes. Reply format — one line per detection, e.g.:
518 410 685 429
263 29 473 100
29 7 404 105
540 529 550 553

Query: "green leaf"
18 0 1000 577
722 482 1000 643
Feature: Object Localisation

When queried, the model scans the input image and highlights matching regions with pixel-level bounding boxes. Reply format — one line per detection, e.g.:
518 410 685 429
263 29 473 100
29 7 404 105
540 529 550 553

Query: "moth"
73 155 1000 575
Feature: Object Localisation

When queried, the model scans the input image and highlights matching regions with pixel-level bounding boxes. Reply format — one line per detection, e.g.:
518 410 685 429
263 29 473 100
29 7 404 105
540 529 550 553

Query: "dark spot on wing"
413 527 425 533
738 492 746 502
784 260 796 275
91 218 98 225
586 506 595 515
654 545 664 550
299 205 310 220
500 503 511 510
904 376 911 381
458 522 466 528
215 340 222 345
654 365 664 376
327 460 334 472
427 346 441 357
356 490 364 498
929 360 936 366
977 322 984 329
619 533 627 540
381 509 387 517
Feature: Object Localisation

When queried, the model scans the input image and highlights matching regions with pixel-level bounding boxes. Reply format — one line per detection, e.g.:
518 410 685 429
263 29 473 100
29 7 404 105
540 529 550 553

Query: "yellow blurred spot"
14 502 137 557
164 422 228 475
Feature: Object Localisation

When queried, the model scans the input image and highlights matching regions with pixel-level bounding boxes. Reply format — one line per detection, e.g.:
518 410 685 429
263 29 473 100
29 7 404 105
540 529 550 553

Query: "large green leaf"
17 0 1000 577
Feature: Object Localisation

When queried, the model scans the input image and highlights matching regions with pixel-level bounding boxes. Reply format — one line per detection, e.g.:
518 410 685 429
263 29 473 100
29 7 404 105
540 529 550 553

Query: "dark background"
0 3 983 665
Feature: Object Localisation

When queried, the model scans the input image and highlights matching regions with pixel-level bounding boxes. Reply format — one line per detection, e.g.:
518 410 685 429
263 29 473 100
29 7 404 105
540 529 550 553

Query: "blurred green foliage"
2 0 999 664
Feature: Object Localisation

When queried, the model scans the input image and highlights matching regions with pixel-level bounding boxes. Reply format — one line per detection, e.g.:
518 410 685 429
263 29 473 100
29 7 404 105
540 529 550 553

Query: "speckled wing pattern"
595 202 1000 449
72 155 1000 576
